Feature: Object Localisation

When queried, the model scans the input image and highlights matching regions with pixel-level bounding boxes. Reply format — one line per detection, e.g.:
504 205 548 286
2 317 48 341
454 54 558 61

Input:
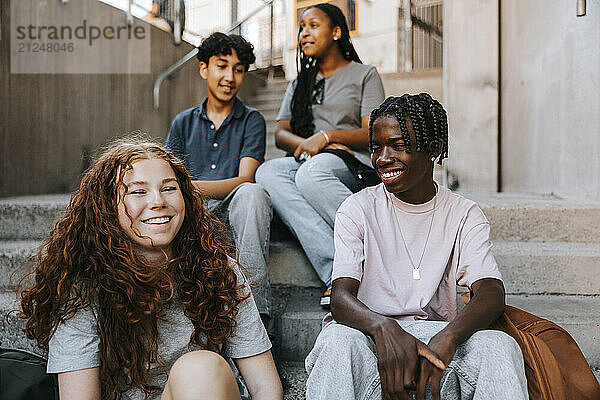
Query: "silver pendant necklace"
392 183 438 280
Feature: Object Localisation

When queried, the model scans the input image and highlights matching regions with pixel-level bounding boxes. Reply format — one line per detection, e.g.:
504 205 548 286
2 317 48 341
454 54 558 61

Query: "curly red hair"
18 137 247 399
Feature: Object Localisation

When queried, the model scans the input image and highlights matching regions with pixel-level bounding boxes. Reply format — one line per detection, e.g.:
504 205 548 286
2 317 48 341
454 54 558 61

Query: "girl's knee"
255 161 273 185
256 157 297 186
295 160 328 194
167 350 234 390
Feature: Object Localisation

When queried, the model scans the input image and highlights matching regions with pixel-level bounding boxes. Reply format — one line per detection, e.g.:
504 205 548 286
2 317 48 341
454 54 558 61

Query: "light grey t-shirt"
278 61 384 164
47 261 271 400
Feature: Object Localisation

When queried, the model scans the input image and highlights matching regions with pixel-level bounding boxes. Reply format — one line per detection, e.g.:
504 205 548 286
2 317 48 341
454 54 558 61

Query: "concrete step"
250 92 287 104
460 192 600 243
270 239 600 295
0 291 39 355
270 288 600 369
260 111 279 122
2 238 599 295
495 241 600 295
3 193 598 243
254 80 289 94
248 100 282 112
0 238 320 290
268 241 320 288
265 147 286 161
281 361 307 400
0 194 70 240
0 240 38 289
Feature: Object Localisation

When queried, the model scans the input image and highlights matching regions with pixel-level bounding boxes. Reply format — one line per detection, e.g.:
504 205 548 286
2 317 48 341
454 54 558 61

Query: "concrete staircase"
244 78 288 161
1 192 599 398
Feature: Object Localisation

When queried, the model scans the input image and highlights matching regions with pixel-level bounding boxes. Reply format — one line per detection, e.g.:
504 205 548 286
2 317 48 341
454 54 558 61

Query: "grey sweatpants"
206 182 273 316
305 321 528 400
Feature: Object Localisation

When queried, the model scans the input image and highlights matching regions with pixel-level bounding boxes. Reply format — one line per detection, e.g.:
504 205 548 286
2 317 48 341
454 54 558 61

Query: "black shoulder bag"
319 149 381 192
0 348 58 400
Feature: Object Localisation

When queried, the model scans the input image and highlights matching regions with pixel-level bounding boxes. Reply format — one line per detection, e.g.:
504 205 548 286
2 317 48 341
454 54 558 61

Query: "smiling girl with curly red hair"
18 137 282 400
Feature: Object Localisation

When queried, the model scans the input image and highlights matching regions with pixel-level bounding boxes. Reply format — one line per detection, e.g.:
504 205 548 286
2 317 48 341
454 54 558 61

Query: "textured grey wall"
443 0 499 192
500 1 600 199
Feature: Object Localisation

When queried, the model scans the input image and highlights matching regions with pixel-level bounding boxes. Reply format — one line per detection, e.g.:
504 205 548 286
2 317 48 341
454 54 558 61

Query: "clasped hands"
372 318 457 400
293 131 353 161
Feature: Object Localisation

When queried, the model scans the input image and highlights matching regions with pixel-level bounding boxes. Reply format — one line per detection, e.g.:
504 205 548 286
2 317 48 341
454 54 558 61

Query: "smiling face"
117 158 185 258
199 49 245 106
370 116 437 204
299 7 341 59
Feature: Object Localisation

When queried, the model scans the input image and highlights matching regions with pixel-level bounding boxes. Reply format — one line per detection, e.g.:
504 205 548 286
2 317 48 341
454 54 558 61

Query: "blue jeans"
305 321 529 400
255 154 360 288
206 182 273 316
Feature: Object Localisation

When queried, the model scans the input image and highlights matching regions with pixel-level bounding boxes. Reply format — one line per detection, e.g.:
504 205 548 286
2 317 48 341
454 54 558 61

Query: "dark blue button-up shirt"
165 97 266 181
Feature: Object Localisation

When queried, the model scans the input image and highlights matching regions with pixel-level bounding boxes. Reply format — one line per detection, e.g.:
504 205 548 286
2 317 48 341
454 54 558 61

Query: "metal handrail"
152 0 275 110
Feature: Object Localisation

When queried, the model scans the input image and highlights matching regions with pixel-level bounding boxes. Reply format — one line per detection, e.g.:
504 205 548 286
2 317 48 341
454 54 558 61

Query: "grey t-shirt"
47 261 271 400
278 61 384 163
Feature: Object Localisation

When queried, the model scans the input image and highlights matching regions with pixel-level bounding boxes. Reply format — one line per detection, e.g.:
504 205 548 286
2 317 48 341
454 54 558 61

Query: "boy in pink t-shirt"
306 94 528 400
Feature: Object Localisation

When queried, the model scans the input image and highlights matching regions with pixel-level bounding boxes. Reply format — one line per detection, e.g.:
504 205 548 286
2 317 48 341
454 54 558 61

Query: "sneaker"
320 289 331 308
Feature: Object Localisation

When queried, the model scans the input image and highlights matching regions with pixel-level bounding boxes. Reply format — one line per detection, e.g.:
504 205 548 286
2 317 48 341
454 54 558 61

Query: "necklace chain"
392 183 438 279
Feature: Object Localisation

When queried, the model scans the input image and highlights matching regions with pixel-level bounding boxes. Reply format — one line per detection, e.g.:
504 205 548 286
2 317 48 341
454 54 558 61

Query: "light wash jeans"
255 154 361 288
206 182 273 316
305 321 529 400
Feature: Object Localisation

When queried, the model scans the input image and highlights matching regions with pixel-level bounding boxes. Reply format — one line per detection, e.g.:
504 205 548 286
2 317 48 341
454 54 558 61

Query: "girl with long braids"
256 3 384 307
17 138 282 400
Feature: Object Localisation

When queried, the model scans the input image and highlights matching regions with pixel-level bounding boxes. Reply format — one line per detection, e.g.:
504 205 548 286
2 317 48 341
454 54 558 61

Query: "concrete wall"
350 0 400 73
501 1 600 199
443 0 499 192
0 0 263 198
381 69 443 102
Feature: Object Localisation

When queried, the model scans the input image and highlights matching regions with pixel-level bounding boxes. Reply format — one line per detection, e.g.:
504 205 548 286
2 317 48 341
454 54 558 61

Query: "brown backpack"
462 294 600 400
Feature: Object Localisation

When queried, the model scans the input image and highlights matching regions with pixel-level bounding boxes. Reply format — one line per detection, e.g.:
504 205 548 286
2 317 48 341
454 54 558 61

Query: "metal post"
173 0 182 44
231 0 240 34
269 1 274 78
125 0 133 26
402 0 413 72
577 0 586 17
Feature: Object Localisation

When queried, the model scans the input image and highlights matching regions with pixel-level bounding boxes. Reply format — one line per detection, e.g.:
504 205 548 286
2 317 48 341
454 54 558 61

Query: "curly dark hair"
196 31 256 71
291 3 362 138
17 136 247 400
369 94 449 165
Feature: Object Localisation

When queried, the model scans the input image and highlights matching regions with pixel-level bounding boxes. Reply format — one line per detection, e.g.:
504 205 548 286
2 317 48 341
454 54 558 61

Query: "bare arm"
431 278 505 352
58 368 101 400
416 278 505 400
331 278 444 400
274 120 305 153
275 116 371 160
235 350 283 400
192 157 260 200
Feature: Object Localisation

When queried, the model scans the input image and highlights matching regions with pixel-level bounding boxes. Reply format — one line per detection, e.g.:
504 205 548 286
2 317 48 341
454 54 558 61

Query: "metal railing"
152 0 275 110
400 0 443 72
412 0 442 70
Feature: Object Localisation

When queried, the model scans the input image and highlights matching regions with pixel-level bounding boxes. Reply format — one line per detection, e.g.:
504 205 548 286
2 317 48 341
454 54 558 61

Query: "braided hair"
290 3 362 138
369 94 448 164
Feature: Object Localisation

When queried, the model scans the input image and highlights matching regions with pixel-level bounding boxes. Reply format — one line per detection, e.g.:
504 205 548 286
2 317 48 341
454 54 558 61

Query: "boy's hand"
293 132 328 160
415 332 456 400
372 318 445 400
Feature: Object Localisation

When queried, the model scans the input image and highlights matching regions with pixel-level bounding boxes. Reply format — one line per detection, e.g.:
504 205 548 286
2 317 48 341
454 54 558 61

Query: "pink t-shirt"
331 183 502 322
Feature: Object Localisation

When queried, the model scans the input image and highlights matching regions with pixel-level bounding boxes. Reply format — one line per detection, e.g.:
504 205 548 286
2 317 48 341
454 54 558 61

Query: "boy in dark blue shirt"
166 32 272 323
